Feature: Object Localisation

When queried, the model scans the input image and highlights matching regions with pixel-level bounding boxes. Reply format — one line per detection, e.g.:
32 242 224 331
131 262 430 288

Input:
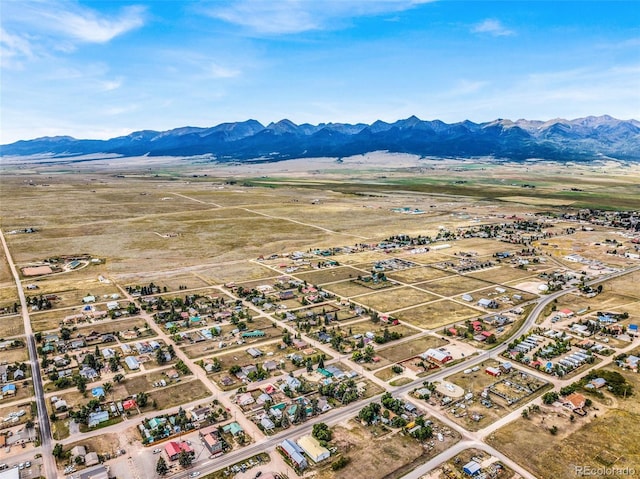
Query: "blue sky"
1 0 639 143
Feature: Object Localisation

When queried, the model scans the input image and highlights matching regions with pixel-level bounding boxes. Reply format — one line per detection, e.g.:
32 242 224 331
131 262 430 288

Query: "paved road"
0 229 56 479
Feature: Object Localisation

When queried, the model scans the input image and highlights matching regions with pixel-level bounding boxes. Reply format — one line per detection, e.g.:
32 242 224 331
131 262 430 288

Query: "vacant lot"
395 300 481 330
372 335 448 368
355 287 439 313
0 316 24 337
417 275 494 297
323 280 388 298
387 266 453 284
487 408 640 479
148 378 211 409
295 266 365 285
468 265 546 284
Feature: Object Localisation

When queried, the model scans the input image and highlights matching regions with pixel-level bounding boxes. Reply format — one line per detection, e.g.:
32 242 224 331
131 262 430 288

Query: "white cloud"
101 78 124 91
207 63 241 79
39 4 146 43
0 28 33 69
204 0 436 35
472 19 515 37
1 1 146 55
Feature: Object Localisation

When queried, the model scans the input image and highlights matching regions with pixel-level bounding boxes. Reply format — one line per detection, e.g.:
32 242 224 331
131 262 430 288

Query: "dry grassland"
323 280 387 298
468 265 546 284
387 266 453 284
148 378 211 409
0 316 24 337
372 335 448 368
355 287 439 313
416 275 494 297
0 346 29 363
295 266 365 285
395 300 481 329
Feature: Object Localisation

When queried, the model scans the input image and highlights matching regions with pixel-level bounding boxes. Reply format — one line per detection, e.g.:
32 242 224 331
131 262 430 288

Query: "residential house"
125 356 140 370
88 411 109 428
563 392 587 415
199 424 224 455
420 348 453 364
222 422 243 437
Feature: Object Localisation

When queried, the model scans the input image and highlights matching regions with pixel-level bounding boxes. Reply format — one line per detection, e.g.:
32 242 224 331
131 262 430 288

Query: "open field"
148 378 211 409
395 300 481 330
295 266 366 285
416 275 495 297
468 265 547 284
314 416 460 479
355 287 439 313
372 335 448 368
323 280 391 298
386 266 453 284
0 316 25 337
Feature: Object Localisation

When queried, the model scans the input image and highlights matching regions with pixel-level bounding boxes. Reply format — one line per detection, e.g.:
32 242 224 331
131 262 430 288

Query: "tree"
280 412 290 429
114 373 125 383
53 443 64 458
317 355 325 369
137 391 149 408
542 391 559 404
312 423 332 442
178 450 193 468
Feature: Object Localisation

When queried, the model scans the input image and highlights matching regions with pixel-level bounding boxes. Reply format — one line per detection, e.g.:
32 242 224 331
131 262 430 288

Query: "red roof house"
164 441 194 461
123 399 137 411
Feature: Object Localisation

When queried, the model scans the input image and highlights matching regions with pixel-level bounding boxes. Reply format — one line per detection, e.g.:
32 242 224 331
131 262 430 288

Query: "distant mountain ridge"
2 115 639 162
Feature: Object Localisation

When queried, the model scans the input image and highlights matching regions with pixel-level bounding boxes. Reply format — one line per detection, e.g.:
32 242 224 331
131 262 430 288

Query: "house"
164 441 194 461
260 415 275 431
587 378 607 389
280 439 308 470
71 445 87 459
123 399 137 411
84 452 99 467
82 295 96 303
106 301 119 310
263 360 278 372
297 435 330 462
563 392 587 414
558 308 574 318
222 421 243 437
471 321 483 331
79 367 99 380
165 369 179 379
199 424 224 455
125 356 140 370
485 367 501 377
280 376 302 391
625 355 640 371
461 294 473 302
317 397 332 413
237 392 255 406
53 399 68 411
256 393 272 405
188 406 210 422
292 339 308 350
420 348 453 364
88 411 110 427
279 290 295 300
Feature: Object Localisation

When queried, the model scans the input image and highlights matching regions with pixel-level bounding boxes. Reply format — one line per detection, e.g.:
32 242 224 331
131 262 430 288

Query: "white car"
153 449 162 454
189 472 201 478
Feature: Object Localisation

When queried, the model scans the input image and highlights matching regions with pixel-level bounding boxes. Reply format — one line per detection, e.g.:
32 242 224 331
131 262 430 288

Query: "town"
0 169 639 479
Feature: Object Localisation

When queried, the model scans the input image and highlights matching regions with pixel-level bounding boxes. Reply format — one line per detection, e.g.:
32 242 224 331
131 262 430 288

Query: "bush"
331 456 350 471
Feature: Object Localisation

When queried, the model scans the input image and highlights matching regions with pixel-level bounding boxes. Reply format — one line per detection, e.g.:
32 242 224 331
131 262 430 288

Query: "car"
19 463 24 470
185 440 192 446
25 462 31 468
153 449 162 454
189 472 200 478
255 472 262 478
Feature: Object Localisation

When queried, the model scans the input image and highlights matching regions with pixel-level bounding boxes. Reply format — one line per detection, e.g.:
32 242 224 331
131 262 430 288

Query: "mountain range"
2 115 639 162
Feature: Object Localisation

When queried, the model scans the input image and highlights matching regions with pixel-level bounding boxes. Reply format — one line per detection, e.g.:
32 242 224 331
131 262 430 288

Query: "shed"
463 460 481 476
